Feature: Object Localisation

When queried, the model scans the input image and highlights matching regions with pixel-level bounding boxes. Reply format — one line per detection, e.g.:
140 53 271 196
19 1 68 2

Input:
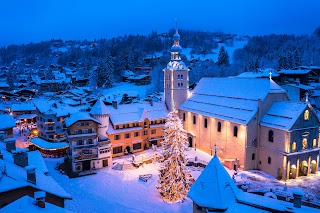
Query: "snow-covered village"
1 1 320 213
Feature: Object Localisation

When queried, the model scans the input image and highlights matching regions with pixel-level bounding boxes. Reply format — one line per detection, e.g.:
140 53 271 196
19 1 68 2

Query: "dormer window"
304 110 309 120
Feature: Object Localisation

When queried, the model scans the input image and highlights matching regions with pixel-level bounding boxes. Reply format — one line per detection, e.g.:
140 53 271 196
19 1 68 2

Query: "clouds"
0 0 319 46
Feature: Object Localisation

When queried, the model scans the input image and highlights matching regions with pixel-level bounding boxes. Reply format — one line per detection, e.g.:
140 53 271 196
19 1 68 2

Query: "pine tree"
217 46 230 66
103 51 115 88
96 58 107 87
157 109 191 203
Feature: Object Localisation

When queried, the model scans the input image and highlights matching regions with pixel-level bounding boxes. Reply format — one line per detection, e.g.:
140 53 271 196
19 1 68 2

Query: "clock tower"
164 29 189 111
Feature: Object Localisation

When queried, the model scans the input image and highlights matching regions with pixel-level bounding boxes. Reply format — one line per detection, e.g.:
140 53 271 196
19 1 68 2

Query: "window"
48 127 53 130
76 122 80 126
134 132 140 137
178 74 180 79
115 125 119 129
252 153 255 160
113 146 122 154
181 75 183 80
100 147 110 154
77 140 84 146
151 129 156 134
81 122 85 126
133 143 141 150
181 83 183 87
166 83 170 88
292 142 296 152
183 113 186 121
313 139 317 147
268 157 272 164
82 149 92 155
193 115 196 125
233 126 238 137
304 110 309 120
85 121 89 126
114 135 120 140
125 133 130 139
178 83 181 88
268 130 274 142
302 138 307 149
48 119 52 122
217 122 221 132
166 74 170 80
143 130 148 135
89 121 93 125
87 139 93 144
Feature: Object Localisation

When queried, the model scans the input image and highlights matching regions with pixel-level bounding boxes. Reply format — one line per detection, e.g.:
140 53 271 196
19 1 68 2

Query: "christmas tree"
157 108 191 203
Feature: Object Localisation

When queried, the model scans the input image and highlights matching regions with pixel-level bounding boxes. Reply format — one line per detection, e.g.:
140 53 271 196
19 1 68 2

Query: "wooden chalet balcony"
75 153 98 161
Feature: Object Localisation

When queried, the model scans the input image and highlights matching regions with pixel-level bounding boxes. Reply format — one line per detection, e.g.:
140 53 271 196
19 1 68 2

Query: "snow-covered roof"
0 156 71 199
0 114 16 130
236 69 279 78
300 65 320 70
29 137 69 150
11 103 36 111
260 101 310 130
106 102 168 125
284 84 315 91
28 150 49 174
278 69 312 74
64 112 101 127
0 82 9 87
1 196 74 213
188 152 241 209
180 78 286 125
166 60 187 70
90 98 109 115
16 114 37 120
34 100 78 117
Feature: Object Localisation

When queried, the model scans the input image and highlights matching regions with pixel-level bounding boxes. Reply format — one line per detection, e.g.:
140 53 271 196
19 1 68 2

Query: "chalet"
0 114 16 138
278 69 318 85
65 110 112 172
10 103 36 117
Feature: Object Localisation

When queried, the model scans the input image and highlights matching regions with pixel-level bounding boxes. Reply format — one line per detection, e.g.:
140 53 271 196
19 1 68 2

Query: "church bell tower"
164 29 189 111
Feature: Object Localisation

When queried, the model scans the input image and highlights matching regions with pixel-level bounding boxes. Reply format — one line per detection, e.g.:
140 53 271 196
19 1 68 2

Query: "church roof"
180 78 286 125
90 98 109 115
260 101 310 130
188 152 241 209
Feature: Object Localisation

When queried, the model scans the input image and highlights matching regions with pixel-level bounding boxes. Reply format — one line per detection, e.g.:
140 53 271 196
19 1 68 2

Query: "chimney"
25 165 36 184
292 189 304 208
6 139 16 152
34 191 46 208
112 100 118 109
13 151 28 167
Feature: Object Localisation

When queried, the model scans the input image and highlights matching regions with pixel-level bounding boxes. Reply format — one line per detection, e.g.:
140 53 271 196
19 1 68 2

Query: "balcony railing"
75 153 98 161
74 143 97 149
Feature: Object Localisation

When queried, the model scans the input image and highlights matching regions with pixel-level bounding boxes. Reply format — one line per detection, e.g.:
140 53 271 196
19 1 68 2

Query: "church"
165 29 320 180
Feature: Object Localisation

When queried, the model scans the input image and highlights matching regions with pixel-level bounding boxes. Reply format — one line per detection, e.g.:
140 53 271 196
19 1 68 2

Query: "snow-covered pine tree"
157 108 191 203
217 46 230 66
96 58 107 87
103 51 115 88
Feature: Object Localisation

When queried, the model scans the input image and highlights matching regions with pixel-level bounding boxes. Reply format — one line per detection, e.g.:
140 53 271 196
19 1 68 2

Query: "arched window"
302 138 307 149
268 130 274 142
204 118 208 128
304 110 309 120
181 75 183 80
181 83 183 87
233 126 238 137
292 142 296 152
268 157 272 164
313 139 317 147
177 74 180 79
178 83 180 88
166 74 170 80
217 122 221 132
252 153 255 160
166 83 170 88
193 115 196 125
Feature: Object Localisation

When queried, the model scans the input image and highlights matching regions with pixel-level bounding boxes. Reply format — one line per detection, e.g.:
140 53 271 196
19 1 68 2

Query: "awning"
29 137 69 150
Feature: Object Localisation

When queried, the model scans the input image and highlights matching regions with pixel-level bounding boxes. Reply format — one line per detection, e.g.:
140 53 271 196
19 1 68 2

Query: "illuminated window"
302 138 308 149
268 130 274 142
292 142 296 152
304 110 309 120
313 139 317 147
233 126 238 137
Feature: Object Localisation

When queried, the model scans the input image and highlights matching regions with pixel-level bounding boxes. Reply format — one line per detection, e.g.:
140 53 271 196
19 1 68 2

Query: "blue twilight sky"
0 0 320 46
